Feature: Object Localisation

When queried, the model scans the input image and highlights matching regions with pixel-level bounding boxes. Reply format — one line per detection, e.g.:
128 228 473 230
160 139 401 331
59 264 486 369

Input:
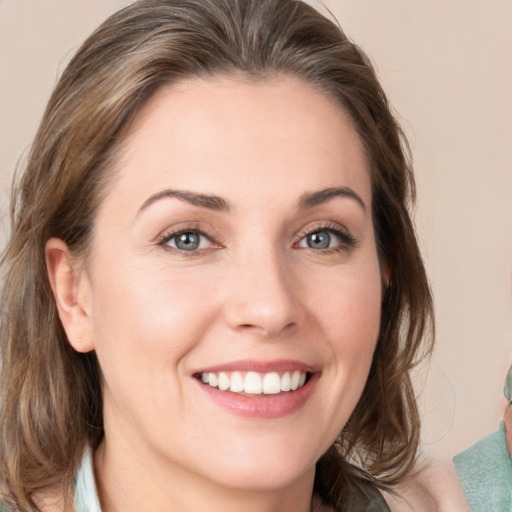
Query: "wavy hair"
0 0 433 510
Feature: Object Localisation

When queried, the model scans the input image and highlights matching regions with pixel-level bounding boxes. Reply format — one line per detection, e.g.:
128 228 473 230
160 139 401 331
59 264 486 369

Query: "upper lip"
193 359 318 375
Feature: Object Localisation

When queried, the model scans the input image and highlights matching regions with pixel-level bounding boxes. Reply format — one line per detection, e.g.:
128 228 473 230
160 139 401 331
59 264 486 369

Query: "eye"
302 231 333 250
296 225 356 251
161 230 212 251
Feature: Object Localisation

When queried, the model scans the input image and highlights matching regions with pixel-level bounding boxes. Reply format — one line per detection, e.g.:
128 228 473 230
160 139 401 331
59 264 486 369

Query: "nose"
222 250 303 339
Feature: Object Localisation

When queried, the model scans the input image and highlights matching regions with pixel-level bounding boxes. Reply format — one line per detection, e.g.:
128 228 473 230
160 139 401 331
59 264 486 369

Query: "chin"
194 438 319 492
210 464 314 493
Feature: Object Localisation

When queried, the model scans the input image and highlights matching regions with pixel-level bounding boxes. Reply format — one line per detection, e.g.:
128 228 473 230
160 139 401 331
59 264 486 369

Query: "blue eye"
305 231 332 250
163 231 210 251
297 226 355 251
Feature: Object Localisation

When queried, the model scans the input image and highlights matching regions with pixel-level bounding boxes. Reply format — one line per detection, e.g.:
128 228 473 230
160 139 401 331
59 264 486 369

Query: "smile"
198 370 308 395
193 360 318 418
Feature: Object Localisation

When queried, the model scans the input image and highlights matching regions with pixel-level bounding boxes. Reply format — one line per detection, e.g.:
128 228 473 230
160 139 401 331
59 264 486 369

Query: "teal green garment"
454 422 512 512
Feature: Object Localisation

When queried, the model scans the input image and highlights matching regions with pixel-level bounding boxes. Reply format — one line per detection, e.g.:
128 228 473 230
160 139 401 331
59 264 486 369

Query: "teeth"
230 371 244 392
281 372 291 392
290 370 301 391
218 372 230 391
198 370 309 395
263 372 281 394
244 372 262 394
208 373 218 388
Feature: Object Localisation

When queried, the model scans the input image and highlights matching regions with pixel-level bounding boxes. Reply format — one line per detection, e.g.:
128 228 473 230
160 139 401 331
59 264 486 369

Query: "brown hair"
0 0 433 510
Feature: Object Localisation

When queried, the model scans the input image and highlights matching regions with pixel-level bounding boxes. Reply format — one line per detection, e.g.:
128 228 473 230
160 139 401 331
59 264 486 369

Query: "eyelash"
294 223 358 253
157 222 357 255
157 224 218 255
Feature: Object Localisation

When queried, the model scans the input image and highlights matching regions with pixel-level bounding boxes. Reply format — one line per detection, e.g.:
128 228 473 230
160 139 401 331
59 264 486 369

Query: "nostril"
235 320 297 338
222 269 303 337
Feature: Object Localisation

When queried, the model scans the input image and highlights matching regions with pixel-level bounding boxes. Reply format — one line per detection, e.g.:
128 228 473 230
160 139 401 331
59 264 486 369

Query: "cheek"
311 261 383 348
307 257 383 401
89 259 220 373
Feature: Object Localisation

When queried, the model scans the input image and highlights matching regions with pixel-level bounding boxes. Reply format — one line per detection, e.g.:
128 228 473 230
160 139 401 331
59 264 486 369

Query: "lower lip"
195 374 319 419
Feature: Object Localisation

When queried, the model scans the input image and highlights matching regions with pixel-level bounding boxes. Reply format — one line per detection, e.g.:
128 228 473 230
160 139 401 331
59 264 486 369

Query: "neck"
94 439 319 512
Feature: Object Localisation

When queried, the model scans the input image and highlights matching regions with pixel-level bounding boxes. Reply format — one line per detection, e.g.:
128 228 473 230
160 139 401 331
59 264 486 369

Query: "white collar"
74 448 102 512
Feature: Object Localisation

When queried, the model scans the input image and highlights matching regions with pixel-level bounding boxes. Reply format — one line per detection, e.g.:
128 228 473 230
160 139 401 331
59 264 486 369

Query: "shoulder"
382 459 470 512
0 495 10 512
313 480 391 511
0 491 68 512
0 498 12 512
454 422 512 512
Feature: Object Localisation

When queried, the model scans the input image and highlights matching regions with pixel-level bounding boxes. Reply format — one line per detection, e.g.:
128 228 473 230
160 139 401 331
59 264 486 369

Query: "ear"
381 259 391 292
380 246 394 293
45 238 95 353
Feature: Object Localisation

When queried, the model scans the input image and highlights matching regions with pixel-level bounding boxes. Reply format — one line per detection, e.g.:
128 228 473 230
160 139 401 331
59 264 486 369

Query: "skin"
47 75 385 512
387 390 511 511
383 460 471 511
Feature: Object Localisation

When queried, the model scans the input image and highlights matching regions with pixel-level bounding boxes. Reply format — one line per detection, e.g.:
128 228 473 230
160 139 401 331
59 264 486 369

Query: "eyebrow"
297 186 366 212
138 189 231 214
138 186 365 215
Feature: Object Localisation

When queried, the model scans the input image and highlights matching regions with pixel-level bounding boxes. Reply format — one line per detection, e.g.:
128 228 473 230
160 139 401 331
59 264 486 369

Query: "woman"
0 0 435 510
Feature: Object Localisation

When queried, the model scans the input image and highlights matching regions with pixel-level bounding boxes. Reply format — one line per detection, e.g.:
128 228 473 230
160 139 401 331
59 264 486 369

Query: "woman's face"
72 76 383 491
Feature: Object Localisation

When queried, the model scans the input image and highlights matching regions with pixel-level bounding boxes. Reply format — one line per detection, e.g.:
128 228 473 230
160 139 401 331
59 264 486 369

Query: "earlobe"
382 262 391 292
45 238 95 353
381 248 394 292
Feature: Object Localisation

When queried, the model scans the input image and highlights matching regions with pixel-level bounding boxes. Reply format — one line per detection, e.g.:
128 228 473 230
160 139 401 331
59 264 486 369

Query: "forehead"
101 75 371 215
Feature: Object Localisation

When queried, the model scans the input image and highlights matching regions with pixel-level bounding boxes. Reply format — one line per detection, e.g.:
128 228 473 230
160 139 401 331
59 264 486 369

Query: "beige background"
1 0 511 461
